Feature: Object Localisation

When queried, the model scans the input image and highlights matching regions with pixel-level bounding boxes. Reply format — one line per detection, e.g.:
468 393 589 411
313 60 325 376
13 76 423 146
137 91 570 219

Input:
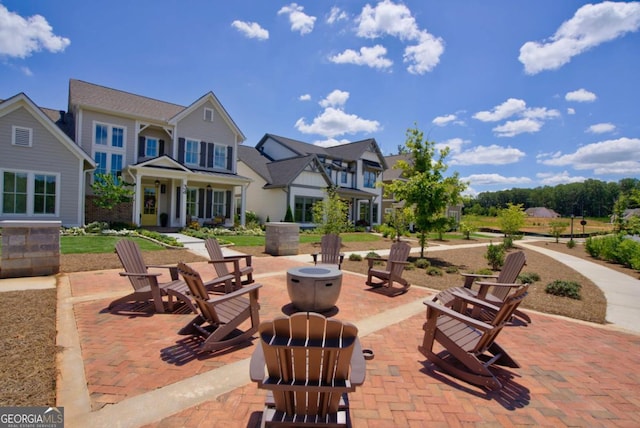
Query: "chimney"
59 110 66 123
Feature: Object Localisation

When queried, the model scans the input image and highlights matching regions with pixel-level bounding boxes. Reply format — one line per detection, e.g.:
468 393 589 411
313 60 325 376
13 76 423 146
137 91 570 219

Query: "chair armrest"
208 283 262 304
223 254 252 263
249 342 266 382
147 264 179 280
119 271 161 278
460 272 498 288
474 281 522 299
366 257 387 268
423 299 494 331
449 290 502 313
350 338 366 386
388 260 410 266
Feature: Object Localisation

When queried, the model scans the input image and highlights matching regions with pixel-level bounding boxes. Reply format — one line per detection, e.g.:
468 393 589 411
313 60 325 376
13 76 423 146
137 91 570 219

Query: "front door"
141 186 158 226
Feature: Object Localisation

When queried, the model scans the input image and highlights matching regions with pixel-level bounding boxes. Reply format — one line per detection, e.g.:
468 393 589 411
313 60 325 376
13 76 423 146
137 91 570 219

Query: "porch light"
155 180 160 186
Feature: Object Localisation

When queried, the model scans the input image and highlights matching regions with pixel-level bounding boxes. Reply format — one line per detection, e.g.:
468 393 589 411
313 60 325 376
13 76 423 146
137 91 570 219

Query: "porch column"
240 184 247 227
133 173 142 226
369 197 374 228
180 179 187 226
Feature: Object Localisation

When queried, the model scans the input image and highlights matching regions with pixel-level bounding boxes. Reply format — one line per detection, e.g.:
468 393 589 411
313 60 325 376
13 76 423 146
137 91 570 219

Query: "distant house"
525 207 560 218
237 134 387 227
0 93 95 226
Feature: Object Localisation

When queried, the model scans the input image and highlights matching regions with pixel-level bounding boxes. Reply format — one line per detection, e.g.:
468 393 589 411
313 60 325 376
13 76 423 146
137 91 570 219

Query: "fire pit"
286 266 343 312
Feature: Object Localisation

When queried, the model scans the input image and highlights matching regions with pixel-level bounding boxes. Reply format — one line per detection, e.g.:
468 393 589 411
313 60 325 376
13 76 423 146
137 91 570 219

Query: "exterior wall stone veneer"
0 220 60 278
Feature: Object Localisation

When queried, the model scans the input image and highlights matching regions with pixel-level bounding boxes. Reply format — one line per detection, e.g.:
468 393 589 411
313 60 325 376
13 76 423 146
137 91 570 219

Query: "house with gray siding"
238 134 386 227
0 93 95 226
68 79 251 228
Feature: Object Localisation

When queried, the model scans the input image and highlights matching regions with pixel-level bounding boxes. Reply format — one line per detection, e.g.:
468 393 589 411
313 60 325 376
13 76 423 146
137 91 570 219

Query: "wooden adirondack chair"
204 238 254 293
365 241 412 292
177 262 261 353
419 284 529 390
432 250 531 323
250 312 366 427
311 233 345 269
110 239 196 313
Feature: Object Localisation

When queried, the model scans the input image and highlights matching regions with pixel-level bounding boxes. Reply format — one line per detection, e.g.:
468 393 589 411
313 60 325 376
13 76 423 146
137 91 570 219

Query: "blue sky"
1 0 639 195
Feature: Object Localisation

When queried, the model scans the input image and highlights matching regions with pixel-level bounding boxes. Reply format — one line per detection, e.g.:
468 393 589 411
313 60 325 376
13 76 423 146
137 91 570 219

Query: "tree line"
464 178 640 219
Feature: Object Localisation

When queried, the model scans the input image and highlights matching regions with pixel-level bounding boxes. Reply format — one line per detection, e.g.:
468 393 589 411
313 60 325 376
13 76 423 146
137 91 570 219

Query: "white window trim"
1 169 60 216
92 121 126 148
145 137 159 157
12 126 33 147
204 107 214 122
213 144 227 169
211 189 226 217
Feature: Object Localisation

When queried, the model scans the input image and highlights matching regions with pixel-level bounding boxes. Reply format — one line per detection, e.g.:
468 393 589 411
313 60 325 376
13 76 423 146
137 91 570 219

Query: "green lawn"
221 232 383 247
60 235 164 254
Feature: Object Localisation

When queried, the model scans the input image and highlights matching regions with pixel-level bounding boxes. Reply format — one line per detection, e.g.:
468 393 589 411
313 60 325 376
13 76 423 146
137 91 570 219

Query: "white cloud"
278 3 316 35
435 138 468 154
354 0 444 74
565 88 597 102
538 137 640 175
537 171 587 185
519 2 640 74
329 45 393 70
319 90 349 108
450 144 526 165
473 98 526 122
327 7 348 24
461 173 532 186
0 4 70 58
522 107 561 120
299 94 311 101
231 20 269 40
295 107 381 138
587 123 616 134
567 107 576 115
313 138 351 148
432 114 457 126
493 118 542 137
21 66 33 76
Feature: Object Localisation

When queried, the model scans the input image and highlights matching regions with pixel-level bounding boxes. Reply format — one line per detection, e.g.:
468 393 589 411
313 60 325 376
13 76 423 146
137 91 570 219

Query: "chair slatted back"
475 285 528 353
320 234 342 266
386 241 411 276
492 251 527 301
205 238 230 277
259 313 358 418
177 262 221 324
115 239 149 291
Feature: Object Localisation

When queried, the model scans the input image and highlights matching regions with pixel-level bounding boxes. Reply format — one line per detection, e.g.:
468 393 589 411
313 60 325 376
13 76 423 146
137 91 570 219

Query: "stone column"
265 222 299 256
0 220 61 278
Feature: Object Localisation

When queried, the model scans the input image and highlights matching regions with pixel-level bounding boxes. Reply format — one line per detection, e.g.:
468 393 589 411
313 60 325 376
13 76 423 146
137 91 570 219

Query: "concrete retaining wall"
265 222 299 256
0 220 60 278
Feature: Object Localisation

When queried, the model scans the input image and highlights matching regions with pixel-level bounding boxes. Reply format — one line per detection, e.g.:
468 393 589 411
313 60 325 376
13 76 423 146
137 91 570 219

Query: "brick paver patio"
62 256 640 427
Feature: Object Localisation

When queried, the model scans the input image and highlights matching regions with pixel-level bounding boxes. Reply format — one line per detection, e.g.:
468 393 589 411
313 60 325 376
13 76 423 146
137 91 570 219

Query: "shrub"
545 280 581 300
365 251 380 259
475 268 494 276
426 266 443 276
85 221 109 233
484 242 505 270
414 258 430 269
566 239 576 249
349 253 362 261
284 206 294 222
445 266 459 274
518 272 540 284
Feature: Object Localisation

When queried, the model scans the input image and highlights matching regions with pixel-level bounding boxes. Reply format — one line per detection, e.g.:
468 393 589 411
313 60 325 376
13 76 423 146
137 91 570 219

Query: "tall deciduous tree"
385 126 467 258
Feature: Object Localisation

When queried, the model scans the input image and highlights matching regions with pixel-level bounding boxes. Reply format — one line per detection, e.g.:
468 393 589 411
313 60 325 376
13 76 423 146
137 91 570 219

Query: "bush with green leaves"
426 266 443 276
414 258 430 269
349 253 362 261
566 239 576 249
484 242 505 270
445 266 459 274
586 235 640 269
545 280 581 300
518 272 540 284
365 251 380 259
85 221 109 233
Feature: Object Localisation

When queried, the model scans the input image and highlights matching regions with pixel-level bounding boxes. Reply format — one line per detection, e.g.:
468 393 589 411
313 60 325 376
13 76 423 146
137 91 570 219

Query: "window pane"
16 173 27 192
146 138 158 157
15 194 27 213
95 124 108 145
95 152 107 176
112 127 124 147
214 145 226 168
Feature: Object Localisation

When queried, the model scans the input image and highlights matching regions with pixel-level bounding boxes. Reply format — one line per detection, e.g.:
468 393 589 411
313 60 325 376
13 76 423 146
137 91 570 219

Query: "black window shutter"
175 187 180 218
227 146 233 171
198 188 205 218
225 190 231 218
138 136 146 158
199 141 207 167
207 143 214 168
178 138 185 163
159 139 165 156
206 189 213 218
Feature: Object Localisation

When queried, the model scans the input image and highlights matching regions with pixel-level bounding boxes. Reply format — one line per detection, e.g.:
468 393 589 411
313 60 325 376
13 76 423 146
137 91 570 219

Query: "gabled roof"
265 155 330 188
383 154 411 181
525 207 560 218
256 133 327 158
238 145 272 182
0 93 95 169
68 80 245 141
69 79 183 121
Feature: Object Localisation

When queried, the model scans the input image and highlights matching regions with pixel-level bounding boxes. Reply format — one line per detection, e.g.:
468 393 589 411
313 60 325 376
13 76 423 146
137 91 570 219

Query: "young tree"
385 125 467 258
384 205 414 242
548 220 569 243
499 203 526 248
90 173 135 210
312 186 350 235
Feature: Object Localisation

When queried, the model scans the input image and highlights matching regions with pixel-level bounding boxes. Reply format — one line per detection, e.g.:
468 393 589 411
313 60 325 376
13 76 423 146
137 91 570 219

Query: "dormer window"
204 107 214 122
12 126 32 147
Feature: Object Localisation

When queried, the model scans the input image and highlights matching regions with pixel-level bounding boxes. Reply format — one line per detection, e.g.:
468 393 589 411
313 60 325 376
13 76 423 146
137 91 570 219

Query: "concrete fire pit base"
286 266 342 312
